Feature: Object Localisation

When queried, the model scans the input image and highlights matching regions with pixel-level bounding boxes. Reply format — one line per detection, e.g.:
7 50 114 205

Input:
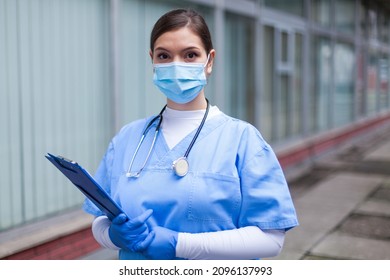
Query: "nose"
172 55 182 63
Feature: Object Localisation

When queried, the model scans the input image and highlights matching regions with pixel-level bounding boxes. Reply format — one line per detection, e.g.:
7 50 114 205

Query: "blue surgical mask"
152 55 210 104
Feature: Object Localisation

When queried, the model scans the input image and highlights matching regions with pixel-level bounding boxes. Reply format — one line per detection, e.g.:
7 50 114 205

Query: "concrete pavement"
272 128 390 260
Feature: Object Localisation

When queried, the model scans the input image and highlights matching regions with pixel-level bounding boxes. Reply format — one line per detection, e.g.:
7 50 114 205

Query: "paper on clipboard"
45 153 126 221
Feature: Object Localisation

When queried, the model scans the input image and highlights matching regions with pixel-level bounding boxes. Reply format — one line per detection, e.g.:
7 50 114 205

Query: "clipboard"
45 153 126 221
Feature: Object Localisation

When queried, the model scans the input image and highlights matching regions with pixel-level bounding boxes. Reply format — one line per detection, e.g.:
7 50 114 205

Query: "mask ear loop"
203 53 211 67
203 53 213 77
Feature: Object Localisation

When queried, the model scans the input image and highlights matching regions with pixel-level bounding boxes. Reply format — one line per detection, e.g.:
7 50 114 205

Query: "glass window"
261 26 303 142
356 49 366 118
368 8 379 41
279 74 290 140
366 51 390 113
311 36 332 132
311 0 331 26
358 2 368 39
378 12 390 44
364 2 390 44
335 0 355 35
334 42 355 126
224 13 255 124
278 33 304 139
367 51 378 115
264 0 304 18
261 25 275 141
292 33 303 137
277 34 304 141
281 32 289 63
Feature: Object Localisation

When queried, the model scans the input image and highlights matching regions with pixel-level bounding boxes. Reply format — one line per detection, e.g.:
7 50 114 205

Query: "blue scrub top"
83 112 298 259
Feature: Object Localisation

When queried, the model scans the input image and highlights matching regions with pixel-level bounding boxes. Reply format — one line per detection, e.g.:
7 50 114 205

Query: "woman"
83 8 298 260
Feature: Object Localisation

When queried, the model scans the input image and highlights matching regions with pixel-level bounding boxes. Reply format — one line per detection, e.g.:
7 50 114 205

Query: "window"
378 12 390 44
311 36 332 132
261 25 275 140
311 0 331 26
364 51 390 113
292 34 303 137
335 0 355 35
261 25 304 142
264 0 304 17
224 13 256 124
334 42 355 126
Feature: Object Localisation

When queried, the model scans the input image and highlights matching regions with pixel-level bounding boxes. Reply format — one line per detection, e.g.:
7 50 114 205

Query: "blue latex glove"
109 210 154 252
142 226 178 260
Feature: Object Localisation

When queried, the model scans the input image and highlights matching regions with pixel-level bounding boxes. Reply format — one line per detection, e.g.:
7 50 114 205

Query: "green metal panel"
18 0 35 221
1 0 24 228
0 0 19 230
0 0 111 231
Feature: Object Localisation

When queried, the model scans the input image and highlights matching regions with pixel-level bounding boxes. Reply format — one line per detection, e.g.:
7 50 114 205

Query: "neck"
167 92 207 111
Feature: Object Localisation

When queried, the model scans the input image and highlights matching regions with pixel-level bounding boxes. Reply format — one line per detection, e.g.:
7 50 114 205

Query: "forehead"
153 27 205 51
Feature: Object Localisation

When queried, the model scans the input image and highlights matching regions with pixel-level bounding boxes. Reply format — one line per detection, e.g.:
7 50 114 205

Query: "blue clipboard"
45 153 126 221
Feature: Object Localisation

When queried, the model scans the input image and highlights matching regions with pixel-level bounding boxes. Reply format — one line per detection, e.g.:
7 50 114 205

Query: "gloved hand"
142 226 178 260
109 209 154 252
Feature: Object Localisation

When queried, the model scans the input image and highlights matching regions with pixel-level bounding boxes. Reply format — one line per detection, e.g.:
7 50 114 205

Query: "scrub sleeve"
234 122 298 231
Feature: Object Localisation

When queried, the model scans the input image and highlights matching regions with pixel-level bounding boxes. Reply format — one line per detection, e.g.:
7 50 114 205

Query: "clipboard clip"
46 153 78 173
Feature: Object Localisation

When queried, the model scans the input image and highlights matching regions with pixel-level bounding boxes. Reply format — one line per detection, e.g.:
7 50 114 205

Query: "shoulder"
111 116 154 144
219 112 261 134
219 113 269 150
116 118 147 136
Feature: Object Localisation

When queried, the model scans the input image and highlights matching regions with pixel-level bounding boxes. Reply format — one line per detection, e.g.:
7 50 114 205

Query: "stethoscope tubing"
126 99 209 178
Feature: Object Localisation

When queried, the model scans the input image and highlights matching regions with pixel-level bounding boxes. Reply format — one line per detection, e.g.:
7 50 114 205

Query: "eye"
187 52 196 58
156 52 169 61
185 52 199 61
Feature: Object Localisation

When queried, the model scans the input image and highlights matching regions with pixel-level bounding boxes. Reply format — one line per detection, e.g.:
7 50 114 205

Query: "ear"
149 49 153 62
206 49 215 75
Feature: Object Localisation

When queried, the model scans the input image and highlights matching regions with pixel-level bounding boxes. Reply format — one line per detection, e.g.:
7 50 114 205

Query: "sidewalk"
81 127 390 260
272 127 390 260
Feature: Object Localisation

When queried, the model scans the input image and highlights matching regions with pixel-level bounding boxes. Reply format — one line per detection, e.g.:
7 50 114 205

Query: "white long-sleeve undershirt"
161 105 221 149
92 216 285 259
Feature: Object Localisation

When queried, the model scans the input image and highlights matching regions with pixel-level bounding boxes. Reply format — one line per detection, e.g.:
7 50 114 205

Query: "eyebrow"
153 46 202 53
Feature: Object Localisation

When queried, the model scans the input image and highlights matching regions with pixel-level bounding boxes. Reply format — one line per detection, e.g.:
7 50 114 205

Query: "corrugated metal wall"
0 0 112 230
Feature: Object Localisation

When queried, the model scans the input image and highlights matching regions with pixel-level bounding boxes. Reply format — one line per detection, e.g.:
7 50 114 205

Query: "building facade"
1 0 390 258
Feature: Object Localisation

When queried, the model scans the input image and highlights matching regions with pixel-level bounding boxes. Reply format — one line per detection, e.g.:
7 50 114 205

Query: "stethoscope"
126 99 210 178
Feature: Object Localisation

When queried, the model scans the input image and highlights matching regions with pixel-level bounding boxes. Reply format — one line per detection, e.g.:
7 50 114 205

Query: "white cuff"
176 226 285 260
91 216 120 250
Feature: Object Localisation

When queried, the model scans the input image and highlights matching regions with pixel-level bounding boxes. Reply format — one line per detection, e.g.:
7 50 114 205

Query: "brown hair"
150 8 213 54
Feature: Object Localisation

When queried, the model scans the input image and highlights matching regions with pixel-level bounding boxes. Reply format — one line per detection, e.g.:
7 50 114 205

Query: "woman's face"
150 27 214 74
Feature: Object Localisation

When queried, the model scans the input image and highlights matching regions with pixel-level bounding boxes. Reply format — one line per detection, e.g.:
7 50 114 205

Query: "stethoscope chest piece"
172 157 189 177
